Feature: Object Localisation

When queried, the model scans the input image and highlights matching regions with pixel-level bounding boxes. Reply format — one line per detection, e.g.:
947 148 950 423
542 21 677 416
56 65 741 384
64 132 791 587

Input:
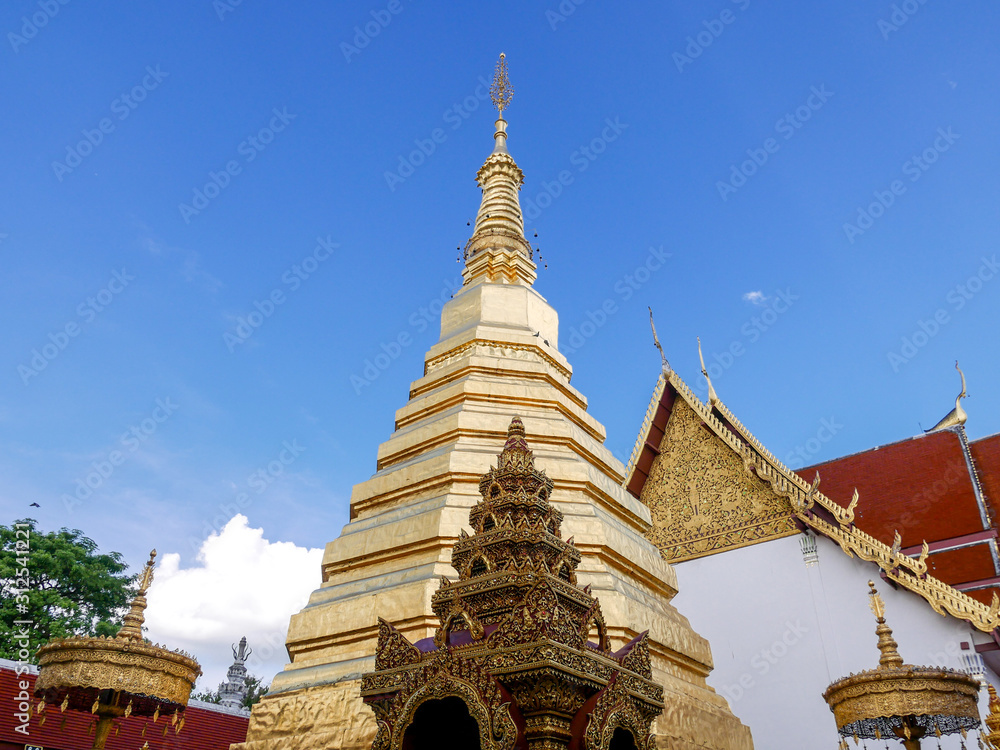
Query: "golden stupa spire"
463 52 535 286
117 550 156 642
868 580 904 669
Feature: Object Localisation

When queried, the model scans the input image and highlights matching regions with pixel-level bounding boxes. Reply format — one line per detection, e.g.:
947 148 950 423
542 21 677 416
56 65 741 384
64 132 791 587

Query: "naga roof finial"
697 337 719 406
927 360 969 432
648 307 671 376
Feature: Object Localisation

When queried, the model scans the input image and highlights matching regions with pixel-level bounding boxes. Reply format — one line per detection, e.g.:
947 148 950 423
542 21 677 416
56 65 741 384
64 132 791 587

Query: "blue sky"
2 1 998 680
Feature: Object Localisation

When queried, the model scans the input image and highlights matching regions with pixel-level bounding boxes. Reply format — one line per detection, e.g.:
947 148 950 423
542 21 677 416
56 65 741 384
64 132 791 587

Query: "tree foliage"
0 518 137 661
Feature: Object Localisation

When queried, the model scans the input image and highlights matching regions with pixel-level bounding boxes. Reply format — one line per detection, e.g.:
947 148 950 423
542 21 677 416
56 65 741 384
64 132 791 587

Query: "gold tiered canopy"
34 550 201 749
823 582 980 749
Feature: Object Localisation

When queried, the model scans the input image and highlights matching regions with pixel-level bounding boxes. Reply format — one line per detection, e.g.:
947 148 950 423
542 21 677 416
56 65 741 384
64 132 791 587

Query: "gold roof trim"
660 367 1000 633
623 371 667 483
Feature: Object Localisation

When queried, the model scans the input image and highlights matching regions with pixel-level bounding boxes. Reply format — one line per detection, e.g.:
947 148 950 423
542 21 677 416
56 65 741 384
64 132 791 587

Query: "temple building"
625 356 1000 748
235 56 752 750
219 638 252 711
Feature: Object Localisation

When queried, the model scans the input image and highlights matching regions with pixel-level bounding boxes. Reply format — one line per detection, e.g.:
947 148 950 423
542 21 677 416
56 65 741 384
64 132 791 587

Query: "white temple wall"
670 532 995 750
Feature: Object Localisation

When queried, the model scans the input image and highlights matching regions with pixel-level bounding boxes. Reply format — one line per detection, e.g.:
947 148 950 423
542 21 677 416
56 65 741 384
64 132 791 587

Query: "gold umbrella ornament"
33 550 201 749
824 581 983 750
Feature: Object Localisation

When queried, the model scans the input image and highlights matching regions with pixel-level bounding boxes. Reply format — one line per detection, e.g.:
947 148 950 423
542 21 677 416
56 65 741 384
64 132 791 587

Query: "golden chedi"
236 55 752 750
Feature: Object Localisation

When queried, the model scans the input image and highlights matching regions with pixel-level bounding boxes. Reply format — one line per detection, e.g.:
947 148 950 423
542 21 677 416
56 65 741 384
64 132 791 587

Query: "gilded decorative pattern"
362 417 664 750
644 369 1000 633
640 397 798 562
585 676 656 750
34 638 199 708
425 339 571 380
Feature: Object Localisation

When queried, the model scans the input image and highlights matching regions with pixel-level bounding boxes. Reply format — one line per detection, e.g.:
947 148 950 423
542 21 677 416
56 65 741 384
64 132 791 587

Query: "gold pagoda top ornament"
823 581 981 750
489 52 513 115
462 53 536 284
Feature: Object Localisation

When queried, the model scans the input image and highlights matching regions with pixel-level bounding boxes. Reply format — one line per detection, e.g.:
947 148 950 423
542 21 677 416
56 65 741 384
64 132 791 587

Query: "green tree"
0 518 137 661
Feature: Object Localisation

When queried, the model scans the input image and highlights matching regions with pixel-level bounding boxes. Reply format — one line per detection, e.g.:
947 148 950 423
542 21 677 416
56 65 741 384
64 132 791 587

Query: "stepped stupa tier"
235 55 752 750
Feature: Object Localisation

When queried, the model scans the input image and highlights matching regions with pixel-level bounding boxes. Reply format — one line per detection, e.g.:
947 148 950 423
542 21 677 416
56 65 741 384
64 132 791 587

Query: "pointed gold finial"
927 360 969 431
117 550 156 642
868 580 885 619
490 53 513 115
867 581 904 668
697 337 719 406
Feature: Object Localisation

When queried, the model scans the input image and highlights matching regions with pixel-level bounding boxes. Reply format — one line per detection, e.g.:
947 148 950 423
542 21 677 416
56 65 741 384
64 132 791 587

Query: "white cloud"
743 290 767 305
145 515 323 691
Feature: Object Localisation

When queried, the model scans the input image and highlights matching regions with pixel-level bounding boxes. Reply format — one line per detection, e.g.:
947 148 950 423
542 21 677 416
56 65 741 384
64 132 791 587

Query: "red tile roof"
972 434 1000 525
799 427 999 606
0 662 248 750
800 429 986 546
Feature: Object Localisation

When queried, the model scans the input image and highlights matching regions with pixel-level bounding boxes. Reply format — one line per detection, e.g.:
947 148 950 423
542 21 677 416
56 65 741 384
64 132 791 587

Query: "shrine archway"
401 696 482 750
608 727 638 750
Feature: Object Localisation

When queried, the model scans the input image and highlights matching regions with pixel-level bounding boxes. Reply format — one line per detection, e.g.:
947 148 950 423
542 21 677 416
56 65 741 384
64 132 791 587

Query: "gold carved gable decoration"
640 398 797 562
